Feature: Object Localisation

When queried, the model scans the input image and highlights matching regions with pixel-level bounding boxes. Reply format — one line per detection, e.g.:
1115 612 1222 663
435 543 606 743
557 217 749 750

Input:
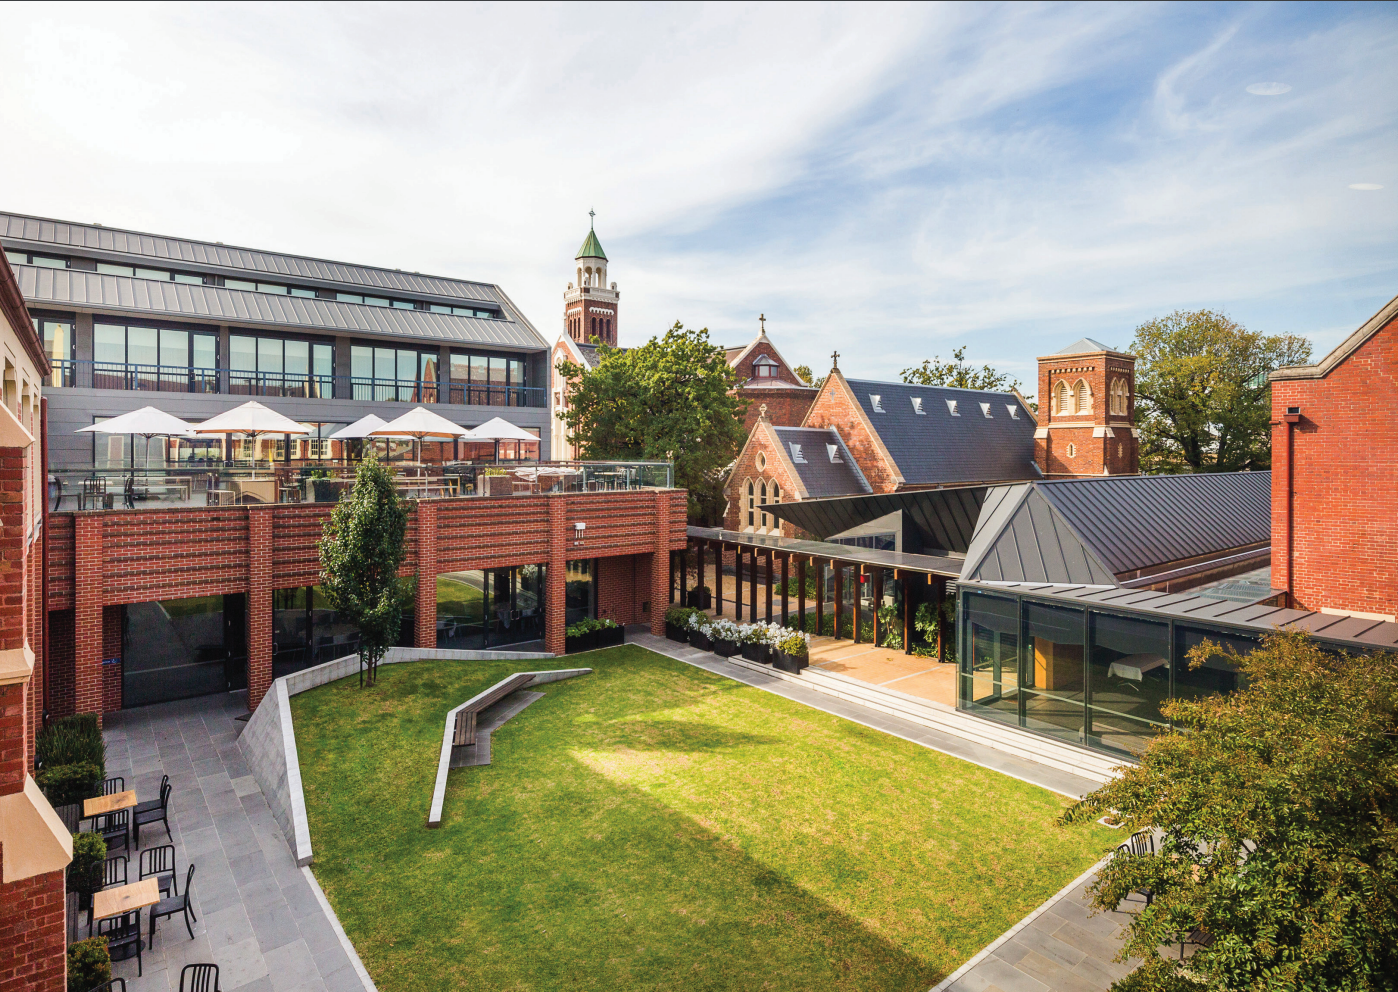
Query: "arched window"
771 483 781 533
746 480 755 529
759 480 768 530
606 318 611 337
1056 380 1071 415
1075 379 1091 414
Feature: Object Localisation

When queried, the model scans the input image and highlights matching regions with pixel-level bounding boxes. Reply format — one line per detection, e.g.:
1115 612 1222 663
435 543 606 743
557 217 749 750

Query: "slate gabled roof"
773 426 871 498
843 378 1039 486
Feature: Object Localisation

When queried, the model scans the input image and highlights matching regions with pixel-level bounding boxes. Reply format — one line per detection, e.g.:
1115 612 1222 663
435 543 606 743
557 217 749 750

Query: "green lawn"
292 645 1114 992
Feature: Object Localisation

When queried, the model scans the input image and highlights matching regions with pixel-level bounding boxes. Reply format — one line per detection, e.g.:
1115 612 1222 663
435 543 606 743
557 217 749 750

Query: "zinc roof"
575 227 607 260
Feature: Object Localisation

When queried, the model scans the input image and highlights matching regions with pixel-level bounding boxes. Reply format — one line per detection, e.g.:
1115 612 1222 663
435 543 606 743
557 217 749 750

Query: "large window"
93 322 218 392
1173 626 1253 703
1087 612 1171 756
34 317 74 386
122 594 245 708
565 560 595 626
231 334 333 398
962 592 1020 729
351 344 439 402
438 566 546 649
448 351 527 406
1021 601 1085 745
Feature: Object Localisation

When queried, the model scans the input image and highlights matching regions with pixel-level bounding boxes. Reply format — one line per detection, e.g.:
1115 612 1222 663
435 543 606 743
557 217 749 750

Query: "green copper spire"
576 208 607 260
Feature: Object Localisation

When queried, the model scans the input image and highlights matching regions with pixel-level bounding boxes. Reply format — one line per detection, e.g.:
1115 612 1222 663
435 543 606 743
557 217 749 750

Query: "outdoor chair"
97 911 143 976
133 776 172 846
96 809 129 854
139 844 178 899
79 477 107 511
101 777 125 795
149 864 197 946
1115 830 1155 907
179 964 220 992
86 980 126 992
87 855 129 934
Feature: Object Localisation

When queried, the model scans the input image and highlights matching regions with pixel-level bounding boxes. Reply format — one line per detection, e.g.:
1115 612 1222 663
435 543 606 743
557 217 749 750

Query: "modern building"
0 251 70 992
0 211 553 474
1270 291 1398 620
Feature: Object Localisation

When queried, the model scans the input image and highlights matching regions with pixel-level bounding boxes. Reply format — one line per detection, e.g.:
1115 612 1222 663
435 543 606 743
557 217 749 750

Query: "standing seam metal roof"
0 211 505 303
17 266 548 350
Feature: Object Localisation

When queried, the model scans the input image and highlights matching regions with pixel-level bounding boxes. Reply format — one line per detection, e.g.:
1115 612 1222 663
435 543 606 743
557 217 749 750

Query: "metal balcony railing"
55 360 220 393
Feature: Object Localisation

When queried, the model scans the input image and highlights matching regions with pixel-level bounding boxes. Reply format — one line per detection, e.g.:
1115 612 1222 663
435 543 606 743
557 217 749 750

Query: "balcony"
51 361 547 407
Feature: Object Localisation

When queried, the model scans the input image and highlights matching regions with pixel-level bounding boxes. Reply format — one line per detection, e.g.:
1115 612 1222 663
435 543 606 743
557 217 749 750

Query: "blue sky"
1 2 1393 392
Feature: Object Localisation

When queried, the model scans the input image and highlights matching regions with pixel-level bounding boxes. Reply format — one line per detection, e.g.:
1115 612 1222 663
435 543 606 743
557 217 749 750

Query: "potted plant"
774 628 811 673
595 617 625 648
67 831 106 918
686 585 713 610
739 623 774 664
67 937 111 992
664 606 692 642
710 618 740 657
565 619 599 653
687 612 713 651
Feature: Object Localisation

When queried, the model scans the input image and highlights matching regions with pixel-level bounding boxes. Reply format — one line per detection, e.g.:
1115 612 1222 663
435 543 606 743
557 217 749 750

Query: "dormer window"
980 402 992 418
826 444 843 464
869 394 884 412
753 356 779 379
1006 405 1019 420
789 443 806 463
946 399 959 416
911 396 924 414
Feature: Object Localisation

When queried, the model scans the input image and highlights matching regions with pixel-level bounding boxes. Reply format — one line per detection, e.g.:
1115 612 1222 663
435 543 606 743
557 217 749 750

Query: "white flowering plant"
709 618 741 643
686 611 711 634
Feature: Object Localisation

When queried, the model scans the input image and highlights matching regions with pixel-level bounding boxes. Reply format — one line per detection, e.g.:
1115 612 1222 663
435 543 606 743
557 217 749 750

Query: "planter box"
665 622 688 642
596 625 625 649
686 589 713 610
712 638 738 658
565 631 597 654
740 643 770 664
690 630 713 652
773 651 809 674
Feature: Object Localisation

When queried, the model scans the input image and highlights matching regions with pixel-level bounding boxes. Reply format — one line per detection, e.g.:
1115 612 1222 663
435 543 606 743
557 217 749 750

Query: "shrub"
685 611 710 634
37 761 103 808
68 832 107 895
35 714 105 772
777 629 810 658
67 937 110 992
566 617 619 638
664 605 693 627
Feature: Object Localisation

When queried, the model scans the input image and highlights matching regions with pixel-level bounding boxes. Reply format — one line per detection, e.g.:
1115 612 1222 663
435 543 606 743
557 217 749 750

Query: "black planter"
665 622 687 642
597 625 625 649
565 631 598 654
713 638 738 657
740 642 770 664
690 630 713 652
686 589 713 610
773 651 809 674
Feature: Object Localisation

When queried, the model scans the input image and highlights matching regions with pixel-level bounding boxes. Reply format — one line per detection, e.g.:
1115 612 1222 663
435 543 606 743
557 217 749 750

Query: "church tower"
1034 337 1139 477
563 211 619 347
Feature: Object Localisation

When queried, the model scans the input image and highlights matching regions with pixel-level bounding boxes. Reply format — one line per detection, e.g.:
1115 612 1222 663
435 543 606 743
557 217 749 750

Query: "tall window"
746 480 755 528
1075 379 1091 414
1055 380 1071 415
93 322 218 393
448 350 528 406
233 335 333 398
350 344 438 402
759 480 768 530
34 317 74 387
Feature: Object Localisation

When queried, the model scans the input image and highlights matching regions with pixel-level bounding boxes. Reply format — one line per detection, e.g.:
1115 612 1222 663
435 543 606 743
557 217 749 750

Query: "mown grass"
292 645 1114 992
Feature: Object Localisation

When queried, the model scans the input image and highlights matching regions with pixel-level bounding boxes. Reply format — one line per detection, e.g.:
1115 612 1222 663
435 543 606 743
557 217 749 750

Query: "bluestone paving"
94 691 371 991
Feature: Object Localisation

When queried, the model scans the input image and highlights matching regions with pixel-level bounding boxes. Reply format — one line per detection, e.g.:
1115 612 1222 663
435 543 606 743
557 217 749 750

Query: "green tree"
556 322 746 523
901 346 1022 392
1131 310 1310 473
1062 632 1398 991
318 457 408 687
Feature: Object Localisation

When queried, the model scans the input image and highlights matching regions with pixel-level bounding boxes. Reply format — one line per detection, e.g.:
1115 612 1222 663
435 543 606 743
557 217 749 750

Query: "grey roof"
767 486 987 555
0 211 503 304
962 485 1117 585
772 426 871 498
575 342 603 368
1035 472 1271 576
687 526 964 578
1055 337 1119 355
959 580 1398 652
843 378 1039 486
17 265 548 351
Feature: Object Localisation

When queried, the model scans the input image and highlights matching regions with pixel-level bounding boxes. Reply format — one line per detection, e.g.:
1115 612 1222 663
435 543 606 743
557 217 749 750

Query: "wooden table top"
84 790 136 817
92 878 160 920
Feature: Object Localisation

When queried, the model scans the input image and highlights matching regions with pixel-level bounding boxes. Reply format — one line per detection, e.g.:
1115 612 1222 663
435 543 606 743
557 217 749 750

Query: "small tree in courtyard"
1062 632 1398 991
318 457 408 687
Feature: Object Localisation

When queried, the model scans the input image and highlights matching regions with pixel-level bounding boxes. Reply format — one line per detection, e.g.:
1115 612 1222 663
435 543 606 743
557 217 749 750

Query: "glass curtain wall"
448 351 528 406
122 594 246 707
1087 612 1171 754
351 345 438 402
94 322 218 392
963 592 1020 728
437 565 546 650
231 334 333 398
36 317 74 386
565 560 596 625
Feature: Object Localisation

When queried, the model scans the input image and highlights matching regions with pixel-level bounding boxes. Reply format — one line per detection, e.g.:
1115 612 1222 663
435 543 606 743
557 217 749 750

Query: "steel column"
780 554 789 626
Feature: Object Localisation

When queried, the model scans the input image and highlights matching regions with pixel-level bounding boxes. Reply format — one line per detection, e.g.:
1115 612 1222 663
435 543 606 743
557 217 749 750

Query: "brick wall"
1035 348 1138 477
0 682 26 796
0 868 66 992
724 419 805 534
1272 315 1398 617
801 373 902 493
731 340 816 433
45 610 73 720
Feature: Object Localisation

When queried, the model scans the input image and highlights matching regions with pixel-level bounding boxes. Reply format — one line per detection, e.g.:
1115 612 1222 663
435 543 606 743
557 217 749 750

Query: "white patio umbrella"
329 414 411 461
466 416 538 463
191 400 309 475
371 406 470 463
76 406 196 484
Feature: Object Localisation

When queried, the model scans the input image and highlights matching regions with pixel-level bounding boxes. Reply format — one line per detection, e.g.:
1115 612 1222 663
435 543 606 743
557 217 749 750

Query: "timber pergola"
676 526 964 658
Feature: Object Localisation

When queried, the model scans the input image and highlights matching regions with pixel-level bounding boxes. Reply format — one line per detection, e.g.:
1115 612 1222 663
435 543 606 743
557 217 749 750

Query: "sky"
1 1 1394 391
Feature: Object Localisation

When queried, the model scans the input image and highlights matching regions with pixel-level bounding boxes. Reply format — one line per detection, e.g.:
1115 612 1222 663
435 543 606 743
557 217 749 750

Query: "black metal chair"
101 777 125 796
87 978 126 992
85 855 129 934
179 964 220 992
133 777 172 847
139 844 178 899
95 809 129 854
1115 830 1155 907
97 911 142 976
149 864 197 946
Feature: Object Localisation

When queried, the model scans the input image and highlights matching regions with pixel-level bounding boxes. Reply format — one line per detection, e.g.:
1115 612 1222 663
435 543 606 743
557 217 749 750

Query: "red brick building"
1271 292 1398 619
1033 337 1140 478
724 318 818 435
552 217 620 460
0 252 70 992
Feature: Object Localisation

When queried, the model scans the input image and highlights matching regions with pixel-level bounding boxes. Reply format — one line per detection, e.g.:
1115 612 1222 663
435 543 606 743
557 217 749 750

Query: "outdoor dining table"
84 790 137 819
91 878 161 923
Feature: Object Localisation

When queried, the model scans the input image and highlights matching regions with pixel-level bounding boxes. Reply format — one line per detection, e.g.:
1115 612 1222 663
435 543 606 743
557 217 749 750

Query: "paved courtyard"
97 692 372 992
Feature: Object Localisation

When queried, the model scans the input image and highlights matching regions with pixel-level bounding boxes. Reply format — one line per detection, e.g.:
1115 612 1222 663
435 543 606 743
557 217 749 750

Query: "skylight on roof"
869 395 884 413
946 399 959 416
826 444 843 464
789 443 806 464
1006 404 1019 420
980 402 992 418
911 396 924 414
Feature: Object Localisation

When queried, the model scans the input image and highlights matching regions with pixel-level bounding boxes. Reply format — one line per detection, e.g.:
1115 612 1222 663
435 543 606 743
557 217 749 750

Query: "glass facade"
958 588 1264 758
437 565 546 649
93 322 218 392
565 560 595 625
448 351 528 406
350 344 439 402
34 317 74 386
122 594 246 708
231 334 333 398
